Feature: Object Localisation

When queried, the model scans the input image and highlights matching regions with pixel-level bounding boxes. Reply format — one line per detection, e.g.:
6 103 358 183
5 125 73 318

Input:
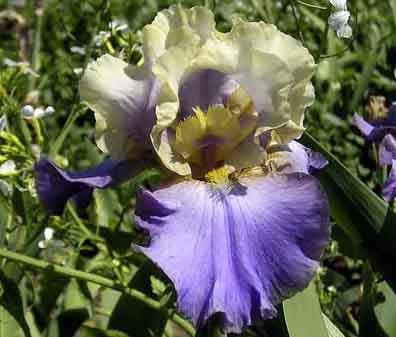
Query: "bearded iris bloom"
35 5 330 333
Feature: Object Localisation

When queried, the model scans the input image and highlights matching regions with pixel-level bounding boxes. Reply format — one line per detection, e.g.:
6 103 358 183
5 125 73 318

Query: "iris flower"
353 101 396 201
353 103 396 167
35 6 330 333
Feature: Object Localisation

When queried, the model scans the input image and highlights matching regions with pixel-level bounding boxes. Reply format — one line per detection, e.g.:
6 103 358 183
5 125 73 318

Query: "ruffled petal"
34 159 136 215
192 19 314 139
135 174 330 332
379 134 396 166
80 54 159 159
143 5 216 66
352 113 374 138
268 141 328 174
382 160 396 202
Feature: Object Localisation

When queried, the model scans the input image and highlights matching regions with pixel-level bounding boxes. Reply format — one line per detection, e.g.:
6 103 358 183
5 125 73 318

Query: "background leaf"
374 281 396 337
108 261 169 337
283 281 329 337
323 314 346 337
0 270 31 337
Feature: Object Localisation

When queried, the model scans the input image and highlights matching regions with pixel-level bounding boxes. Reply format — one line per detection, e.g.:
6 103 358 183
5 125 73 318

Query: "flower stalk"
0 247 195 336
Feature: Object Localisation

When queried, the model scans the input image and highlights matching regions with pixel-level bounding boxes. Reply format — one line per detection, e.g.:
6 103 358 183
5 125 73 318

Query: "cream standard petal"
148 7 315 175
189 22 315 149
143 5 216 66
80 54 159 160
198 19 315 130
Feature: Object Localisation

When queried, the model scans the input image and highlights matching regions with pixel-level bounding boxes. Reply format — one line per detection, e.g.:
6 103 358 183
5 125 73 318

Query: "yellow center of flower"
365 96 388 121
172 87 258 169
204 165 235 184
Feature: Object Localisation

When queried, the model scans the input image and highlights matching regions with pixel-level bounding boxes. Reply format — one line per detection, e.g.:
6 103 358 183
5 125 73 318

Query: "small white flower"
38 227 64 249
21 105 35 118
44 227 55 241
0 160 16 175
109 20 129 32
0 115 6 131
73 68 83 75
21 105 54 120
45 106 55 115
70 46 86 55
3 58 39 77
94 31 111 47
328 0 352 39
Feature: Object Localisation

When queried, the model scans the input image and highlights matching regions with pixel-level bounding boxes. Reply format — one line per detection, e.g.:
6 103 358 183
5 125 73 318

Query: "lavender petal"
382 160 396 202
135 174 330 332
34 159 136 215
179 69 239 119
379 134 396 167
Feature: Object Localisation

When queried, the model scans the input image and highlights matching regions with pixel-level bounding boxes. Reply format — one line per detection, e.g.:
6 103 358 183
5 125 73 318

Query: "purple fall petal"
179 69 239 119
34 159 136 215
382 160 396 202
379 134 396 166
135 174 330 333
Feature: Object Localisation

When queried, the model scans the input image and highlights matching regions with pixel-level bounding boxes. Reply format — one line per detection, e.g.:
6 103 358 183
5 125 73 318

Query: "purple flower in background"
352 102 396 166
35 159 137 215
382 160 396 202
353 100 396 202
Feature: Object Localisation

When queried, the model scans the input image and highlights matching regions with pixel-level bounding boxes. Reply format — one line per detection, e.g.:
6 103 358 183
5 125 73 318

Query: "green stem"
66 203 98 240
48 105 83 159
317 8 330 60
289 0 305 44
29 0 45 92
49 0 106 158
295 0 328 10
204 0 215 10
0 247 195 336
250 0 269 22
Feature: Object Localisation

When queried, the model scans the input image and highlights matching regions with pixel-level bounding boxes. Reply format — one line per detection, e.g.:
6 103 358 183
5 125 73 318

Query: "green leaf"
359 264 387 337
79 326 131 337
0 270 31 337
301 133 396 291
283 280 329 337
108 261 168 337
388 0 396 27
25 312 41 337
374 281 396 337
58 280 91 337
322 314 345 337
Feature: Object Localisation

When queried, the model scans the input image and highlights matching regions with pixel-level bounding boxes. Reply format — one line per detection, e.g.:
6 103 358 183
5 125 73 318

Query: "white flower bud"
45 106 55 115
21 105 35 118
